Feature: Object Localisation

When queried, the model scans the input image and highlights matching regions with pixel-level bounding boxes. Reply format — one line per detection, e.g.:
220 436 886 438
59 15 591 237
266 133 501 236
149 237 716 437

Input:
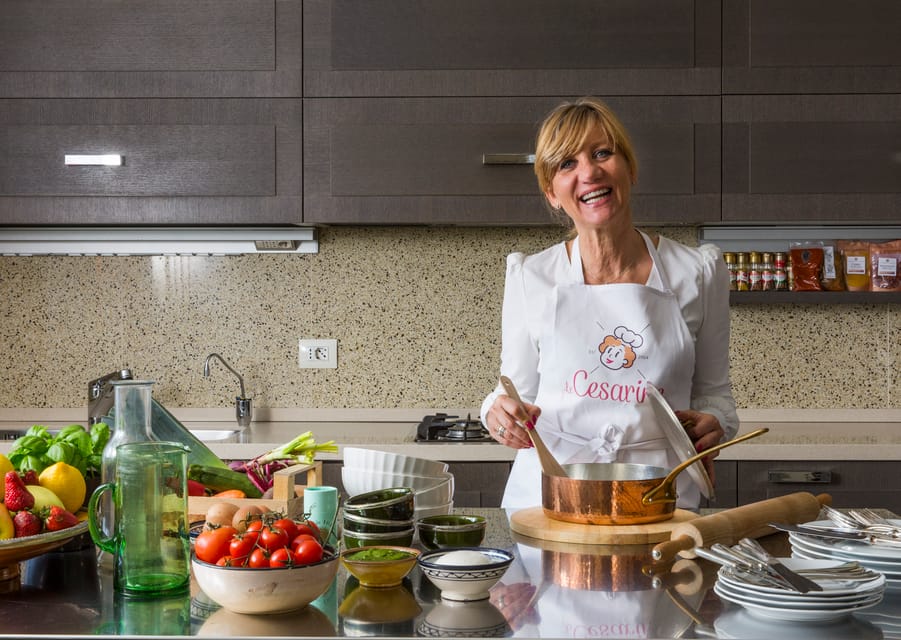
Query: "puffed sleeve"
691 244 740 441
480 252 541 424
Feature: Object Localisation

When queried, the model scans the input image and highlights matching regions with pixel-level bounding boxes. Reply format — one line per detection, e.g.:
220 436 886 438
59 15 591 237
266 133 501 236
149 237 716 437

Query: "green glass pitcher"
88 441 191 597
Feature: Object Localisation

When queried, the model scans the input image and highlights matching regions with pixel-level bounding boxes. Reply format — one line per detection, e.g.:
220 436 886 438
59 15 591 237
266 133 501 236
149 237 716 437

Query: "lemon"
0 453 13 478
38 462 86 513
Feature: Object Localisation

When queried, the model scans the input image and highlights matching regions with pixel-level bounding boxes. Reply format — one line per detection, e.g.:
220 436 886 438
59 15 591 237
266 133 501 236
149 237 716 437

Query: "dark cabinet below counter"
323 460 512 508
711 460 901 514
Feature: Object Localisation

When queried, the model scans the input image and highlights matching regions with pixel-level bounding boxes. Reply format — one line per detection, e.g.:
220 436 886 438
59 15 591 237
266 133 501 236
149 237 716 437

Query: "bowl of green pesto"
340 546 421 588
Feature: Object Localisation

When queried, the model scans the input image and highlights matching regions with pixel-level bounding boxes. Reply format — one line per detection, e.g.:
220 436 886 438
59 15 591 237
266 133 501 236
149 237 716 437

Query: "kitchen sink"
188 429 244 443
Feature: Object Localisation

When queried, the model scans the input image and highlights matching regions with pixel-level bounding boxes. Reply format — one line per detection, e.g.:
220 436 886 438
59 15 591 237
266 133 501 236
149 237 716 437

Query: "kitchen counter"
2 506 898 639
2 407 901 462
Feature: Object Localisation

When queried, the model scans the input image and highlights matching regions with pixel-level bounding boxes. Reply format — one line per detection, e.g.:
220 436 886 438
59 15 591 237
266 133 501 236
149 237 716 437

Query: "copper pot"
541 428 767 525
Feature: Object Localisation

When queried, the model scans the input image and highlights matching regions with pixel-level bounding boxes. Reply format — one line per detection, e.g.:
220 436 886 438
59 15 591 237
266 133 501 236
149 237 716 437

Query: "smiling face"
544 130 635 232
533 98 638 231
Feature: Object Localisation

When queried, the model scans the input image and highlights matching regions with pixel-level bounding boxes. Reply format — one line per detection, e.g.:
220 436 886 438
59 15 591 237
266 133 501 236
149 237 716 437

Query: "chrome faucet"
88 369 134 425
202 353 252 429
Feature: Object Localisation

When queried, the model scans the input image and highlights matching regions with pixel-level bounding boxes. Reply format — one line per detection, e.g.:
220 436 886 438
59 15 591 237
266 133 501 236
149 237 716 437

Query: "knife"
769 521 901 546
737 538 824 593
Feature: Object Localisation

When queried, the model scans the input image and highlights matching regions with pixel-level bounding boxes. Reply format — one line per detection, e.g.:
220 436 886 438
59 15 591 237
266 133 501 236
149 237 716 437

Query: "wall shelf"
730 291 901 305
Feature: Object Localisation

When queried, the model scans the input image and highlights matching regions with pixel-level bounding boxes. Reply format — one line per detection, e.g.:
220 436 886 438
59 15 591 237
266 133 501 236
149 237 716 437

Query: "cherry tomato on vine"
229 533 257 563
260 525 290 552
195 525 238 564
293 538 324 565
272 518 299 542
290 533 317 555
269 547 296 568
294 520 320 541
248 547 270 568
216 555 237 566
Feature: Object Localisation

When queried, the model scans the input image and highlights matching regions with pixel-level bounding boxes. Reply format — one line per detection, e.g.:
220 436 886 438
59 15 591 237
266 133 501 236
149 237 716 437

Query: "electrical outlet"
298 339 338 369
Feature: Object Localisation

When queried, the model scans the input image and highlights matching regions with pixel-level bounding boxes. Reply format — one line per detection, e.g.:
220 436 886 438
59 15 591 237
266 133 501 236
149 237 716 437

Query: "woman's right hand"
485 395 540 449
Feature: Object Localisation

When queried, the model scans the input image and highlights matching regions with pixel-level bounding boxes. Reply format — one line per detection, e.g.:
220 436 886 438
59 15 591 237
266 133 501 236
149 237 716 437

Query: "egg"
435 550 492 566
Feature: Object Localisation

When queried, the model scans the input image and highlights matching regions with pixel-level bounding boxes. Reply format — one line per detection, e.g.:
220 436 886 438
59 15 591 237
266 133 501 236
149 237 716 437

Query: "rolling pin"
651 491 831 562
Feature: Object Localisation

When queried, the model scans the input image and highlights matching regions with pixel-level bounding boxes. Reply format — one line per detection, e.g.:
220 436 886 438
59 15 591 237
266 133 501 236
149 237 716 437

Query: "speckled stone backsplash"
0 226 898 410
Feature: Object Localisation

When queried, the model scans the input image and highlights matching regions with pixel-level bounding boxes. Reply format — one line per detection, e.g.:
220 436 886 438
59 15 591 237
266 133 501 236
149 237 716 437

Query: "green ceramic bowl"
344 488 415 521
343 512 415 534
343 527 415 550
416 515 487 550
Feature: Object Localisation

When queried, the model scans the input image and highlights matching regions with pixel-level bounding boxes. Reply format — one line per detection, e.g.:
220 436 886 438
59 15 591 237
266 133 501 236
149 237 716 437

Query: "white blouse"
480 234 739 441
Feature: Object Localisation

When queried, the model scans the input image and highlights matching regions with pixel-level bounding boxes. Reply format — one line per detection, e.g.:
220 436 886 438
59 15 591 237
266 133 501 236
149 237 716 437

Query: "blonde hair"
534 97 639 200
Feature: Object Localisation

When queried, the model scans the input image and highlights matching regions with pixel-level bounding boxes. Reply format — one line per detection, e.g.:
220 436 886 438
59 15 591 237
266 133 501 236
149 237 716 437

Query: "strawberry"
21 470 39 485
5 470 35 511
44 505 79 532
13 510 41 537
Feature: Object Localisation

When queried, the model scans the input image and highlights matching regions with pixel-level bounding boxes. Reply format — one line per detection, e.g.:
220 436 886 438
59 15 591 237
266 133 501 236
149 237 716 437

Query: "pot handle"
642 428 769 505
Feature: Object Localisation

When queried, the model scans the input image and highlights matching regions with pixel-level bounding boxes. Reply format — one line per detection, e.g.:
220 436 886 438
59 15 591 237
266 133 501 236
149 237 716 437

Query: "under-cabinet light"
0 226 318 256
698 225 901 252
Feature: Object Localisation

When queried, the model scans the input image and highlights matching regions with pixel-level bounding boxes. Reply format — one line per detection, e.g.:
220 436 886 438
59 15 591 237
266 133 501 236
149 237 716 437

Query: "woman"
481 97 738 510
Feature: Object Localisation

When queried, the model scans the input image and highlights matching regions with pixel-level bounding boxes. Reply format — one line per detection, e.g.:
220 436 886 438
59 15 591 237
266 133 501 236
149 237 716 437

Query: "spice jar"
735 253 750 291
761 252 775 291
749 251 762 291
774 252 789 291
723 252 737 291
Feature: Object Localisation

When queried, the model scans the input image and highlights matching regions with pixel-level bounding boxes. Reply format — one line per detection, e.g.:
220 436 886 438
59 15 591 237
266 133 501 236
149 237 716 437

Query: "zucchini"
188 464 262 498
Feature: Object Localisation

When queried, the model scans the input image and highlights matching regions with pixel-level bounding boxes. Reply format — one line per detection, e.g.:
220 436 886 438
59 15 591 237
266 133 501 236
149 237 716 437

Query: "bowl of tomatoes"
192 514 338 615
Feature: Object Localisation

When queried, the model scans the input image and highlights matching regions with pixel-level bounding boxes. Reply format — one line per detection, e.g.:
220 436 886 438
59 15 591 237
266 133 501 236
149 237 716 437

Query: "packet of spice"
837 240 870 291
820 243 846 291
789 241 824 291
870 240 901 292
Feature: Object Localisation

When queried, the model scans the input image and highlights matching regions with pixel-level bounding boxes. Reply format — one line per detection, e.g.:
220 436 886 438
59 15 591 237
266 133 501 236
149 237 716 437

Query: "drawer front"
304 97 721 224
723 94 901 222
0 0 301 97
304 0 720 96
4 125 274 197
0 99 302 224
724 0 901 93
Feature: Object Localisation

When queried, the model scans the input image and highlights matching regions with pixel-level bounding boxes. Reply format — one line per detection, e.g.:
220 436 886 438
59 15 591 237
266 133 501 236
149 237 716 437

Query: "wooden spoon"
499 376 568 477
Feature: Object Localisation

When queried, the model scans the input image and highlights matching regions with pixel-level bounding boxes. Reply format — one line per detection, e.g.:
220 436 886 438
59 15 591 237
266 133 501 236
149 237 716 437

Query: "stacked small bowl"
342 488 416 548
341 448 454 520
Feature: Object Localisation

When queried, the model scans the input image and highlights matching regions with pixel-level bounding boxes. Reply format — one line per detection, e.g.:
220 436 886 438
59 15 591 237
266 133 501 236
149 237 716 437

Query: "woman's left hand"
674 409 724 482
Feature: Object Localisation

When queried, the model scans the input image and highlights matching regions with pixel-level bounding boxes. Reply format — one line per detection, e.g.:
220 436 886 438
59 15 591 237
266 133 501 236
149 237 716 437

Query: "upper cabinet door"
724 0 901 94
722 94 901 222
0 0 301 98
304 97 720 225
304 0 721 97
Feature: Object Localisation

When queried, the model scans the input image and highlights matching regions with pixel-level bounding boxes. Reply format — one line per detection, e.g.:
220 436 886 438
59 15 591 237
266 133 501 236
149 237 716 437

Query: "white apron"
502 232 701 509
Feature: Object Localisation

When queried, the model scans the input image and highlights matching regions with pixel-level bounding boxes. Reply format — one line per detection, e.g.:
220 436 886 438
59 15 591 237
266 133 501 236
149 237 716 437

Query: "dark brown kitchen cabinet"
304 0 721 98
735 461 901 514
304 97 721 225
0 99 302 225
0 0 302 98
723 0 901 94
322 460 510 508
700 460 738 509
722 94 901 223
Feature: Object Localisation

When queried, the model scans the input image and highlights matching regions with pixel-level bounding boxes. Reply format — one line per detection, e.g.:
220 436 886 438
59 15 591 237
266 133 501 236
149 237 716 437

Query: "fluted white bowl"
342 447 448 477
341 467 451 497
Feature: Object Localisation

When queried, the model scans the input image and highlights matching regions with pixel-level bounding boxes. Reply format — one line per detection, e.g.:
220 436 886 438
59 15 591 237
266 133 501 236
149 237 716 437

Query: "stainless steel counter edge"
1 407 900 461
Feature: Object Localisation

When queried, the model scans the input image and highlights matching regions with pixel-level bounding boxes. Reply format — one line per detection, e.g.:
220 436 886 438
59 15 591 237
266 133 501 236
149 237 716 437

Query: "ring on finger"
497 425 507 438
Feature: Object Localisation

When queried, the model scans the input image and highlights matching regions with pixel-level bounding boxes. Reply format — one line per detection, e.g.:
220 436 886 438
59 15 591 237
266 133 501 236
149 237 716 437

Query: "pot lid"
645 384 715 499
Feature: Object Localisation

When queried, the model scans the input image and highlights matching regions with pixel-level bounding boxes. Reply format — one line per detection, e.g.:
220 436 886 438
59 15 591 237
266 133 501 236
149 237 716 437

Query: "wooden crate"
188 461 322 521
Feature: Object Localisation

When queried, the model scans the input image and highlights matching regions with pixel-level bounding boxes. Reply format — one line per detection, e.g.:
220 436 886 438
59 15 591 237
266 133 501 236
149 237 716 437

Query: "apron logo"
598 325 643 370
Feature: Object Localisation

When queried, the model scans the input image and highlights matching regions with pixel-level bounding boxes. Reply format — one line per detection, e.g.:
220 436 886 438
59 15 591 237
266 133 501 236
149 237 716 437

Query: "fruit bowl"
0 521 89 578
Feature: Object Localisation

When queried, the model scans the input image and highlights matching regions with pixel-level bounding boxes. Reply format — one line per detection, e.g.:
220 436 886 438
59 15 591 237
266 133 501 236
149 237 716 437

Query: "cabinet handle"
482 153 535 165
65 154 123 166
767 470 832 484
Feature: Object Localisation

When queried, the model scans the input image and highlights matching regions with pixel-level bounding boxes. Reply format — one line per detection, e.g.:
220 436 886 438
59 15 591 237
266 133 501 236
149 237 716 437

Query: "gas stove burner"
415 413 496 443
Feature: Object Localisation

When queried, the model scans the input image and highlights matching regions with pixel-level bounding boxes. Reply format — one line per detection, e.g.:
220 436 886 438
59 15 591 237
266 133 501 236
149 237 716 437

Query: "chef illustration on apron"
502 232 702 510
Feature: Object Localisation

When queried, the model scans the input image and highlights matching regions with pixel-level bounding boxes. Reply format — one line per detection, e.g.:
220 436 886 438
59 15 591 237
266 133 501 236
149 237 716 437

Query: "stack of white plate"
341 447 454 519
788 520 901 587
713 558 885 623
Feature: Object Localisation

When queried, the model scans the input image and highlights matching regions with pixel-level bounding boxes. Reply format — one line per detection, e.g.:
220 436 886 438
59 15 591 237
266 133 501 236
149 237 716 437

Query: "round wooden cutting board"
510 507 698 545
